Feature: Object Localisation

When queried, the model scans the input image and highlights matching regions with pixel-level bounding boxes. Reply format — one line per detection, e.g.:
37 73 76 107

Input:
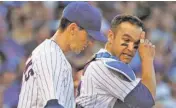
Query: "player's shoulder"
104 59 136 82
85 59 111 76
87 59 105 71
32 39 63 60
87 59 137 82
31 39 47 57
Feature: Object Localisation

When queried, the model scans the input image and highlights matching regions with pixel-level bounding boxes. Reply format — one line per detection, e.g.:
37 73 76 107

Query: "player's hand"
138 32 155 62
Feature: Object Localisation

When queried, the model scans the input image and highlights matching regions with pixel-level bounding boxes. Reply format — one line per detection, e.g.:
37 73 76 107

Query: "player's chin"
73 44 87 54
74 48 83 54
74 50 81 54
120 57 132 64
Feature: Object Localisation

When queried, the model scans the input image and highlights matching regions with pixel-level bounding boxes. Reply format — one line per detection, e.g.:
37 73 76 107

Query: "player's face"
110 22 142 64
69 25 90 54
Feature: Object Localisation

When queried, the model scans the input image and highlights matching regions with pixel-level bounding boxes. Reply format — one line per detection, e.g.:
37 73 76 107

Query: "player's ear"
68 23 79 37
107 29 115 43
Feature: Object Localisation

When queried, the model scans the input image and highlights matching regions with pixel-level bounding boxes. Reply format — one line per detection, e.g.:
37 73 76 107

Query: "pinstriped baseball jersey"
18 39 75 108
76 49 140 108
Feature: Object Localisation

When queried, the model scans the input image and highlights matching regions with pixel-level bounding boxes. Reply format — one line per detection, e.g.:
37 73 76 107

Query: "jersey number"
24 58 34 81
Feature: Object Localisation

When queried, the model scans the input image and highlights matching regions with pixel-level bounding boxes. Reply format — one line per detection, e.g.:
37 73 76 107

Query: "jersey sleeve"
113 81 155 108
125 81 155 107
33 42 66 106
87 60 140 101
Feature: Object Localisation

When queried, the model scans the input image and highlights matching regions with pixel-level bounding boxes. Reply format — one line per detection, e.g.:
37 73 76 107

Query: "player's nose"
127 42 135 51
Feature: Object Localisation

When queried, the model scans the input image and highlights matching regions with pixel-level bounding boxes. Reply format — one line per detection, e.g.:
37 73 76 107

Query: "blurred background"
0 1 176 108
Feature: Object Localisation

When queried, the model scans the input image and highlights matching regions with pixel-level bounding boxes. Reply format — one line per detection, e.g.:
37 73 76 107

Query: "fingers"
138 35 155 60
152 45 155 48
140 39 155 49
146 41 155 48
145 40 155 56
145 40 154 47
149 42 152 46
144 40 150 47
145 39 149 44
140 32 145 43
151 44 155 57
139 32 155 49
140 39 145 43
140 31 145 39
140 39 149 44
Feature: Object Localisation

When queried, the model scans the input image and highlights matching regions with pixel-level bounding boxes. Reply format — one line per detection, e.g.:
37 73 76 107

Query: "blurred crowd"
0 1 176 108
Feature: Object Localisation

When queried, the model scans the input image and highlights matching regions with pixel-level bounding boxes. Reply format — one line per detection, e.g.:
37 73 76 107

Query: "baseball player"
76 15 156 108
17 2 107 108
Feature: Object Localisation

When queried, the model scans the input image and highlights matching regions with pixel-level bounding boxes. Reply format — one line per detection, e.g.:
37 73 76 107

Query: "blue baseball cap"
63 2 107 42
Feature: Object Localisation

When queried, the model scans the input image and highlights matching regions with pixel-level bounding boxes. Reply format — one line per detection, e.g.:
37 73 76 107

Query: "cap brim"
87 30 107 42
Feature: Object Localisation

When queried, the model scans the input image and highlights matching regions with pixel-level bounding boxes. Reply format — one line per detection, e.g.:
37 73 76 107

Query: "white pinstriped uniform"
18 39 75 108
76 49 141 108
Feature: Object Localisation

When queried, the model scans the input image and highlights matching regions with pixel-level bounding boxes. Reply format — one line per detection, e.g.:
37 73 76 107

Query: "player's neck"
105 43 114 56
51 30 70 53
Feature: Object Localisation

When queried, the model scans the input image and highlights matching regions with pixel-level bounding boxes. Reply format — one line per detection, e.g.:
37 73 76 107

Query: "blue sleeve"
113 81 155 108
44 99 64 108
